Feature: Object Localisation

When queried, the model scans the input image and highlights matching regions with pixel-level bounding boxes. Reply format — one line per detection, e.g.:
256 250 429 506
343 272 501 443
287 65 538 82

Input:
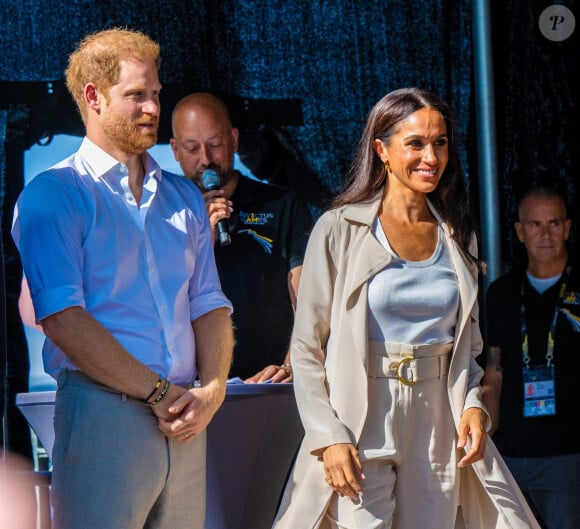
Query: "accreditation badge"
522 365 556 417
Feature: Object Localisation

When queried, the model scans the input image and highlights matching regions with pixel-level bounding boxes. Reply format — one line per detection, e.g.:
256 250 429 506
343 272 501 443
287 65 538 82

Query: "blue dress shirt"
12 138 232 384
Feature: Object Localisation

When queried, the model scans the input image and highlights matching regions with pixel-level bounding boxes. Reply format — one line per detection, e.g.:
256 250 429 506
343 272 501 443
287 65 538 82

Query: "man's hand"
149 383 187 422
166 308 233 442
244 364 292 384
202 189 232 243
156 381 226 442
482 345 503 436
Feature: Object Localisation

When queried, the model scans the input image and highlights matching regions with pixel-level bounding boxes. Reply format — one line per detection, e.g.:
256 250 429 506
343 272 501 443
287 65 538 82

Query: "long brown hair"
333 87 479 265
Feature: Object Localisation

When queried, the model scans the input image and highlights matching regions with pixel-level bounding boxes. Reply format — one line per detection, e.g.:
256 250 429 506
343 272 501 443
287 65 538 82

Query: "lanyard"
520 274 567 368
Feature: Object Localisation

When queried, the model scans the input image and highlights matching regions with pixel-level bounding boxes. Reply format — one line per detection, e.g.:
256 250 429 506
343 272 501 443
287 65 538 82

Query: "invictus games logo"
239 210 273 225
539 5 575 41
237 210 275 252
238 229 273 253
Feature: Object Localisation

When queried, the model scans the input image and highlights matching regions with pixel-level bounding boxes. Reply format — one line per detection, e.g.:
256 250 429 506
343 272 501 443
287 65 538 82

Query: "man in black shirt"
483 186 580 529
170 93 312 382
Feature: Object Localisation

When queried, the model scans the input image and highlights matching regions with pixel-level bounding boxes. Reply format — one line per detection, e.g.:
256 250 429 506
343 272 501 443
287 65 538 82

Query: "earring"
384 161 391 173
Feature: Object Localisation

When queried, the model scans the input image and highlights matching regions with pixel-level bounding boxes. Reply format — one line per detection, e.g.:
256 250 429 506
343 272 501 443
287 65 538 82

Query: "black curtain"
0 0 474 191
0 107 32 461
491 0 579 267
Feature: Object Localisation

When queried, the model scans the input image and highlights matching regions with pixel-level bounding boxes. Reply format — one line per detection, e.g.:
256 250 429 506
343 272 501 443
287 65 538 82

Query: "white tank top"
368 218 459 344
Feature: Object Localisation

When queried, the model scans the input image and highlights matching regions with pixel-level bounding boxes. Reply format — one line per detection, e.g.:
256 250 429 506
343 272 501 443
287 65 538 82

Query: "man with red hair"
12 28 233 529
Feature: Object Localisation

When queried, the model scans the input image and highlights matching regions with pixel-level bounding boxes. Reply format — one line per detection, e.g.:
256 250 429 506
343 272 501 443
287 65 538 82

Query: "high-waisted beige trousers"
326 342 460 529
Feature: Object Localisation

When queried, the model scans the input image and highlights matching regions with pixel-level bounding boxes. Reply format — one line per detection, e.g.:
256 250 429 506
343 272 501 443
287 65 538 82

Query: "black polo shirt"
214 175 312 379
485 265 580 457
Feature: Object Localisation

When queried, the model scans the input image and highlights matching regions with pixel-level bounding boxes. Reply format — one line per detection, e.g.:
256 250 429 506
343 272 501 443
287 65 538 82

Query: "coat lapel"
442 224 478 342
426 201 478 346
340 194 393 362
342 192 393 306
437 218 480 426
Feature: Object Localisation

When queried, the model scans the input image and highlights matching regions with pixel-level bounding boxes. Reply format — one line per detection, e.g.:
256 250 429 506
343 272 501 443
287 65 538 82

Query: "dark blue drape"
0 0 473 192
490 0 578 264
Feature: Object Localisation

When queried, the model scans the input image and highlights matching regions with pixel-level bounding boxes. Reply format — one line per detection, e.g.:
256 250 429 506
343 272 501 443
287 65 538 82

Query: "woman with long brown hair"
273 88 539 529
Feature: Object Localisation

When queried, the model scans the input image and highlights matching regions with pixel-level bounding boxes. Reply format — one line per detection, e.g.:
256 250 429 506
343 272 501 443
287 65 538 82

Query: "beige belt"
368 342 453 386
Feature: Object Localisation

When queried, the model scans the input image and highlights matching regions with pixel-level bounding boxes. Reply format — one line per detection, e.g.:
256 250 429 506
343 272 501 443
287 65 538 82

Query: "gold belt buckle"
388 355 416 386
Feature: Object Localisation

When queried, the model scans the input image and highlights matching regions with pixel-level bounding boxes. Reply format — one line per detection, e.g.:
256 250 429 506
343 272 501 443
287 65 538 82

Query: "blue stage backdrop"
0 0 474 194
1 0 578 260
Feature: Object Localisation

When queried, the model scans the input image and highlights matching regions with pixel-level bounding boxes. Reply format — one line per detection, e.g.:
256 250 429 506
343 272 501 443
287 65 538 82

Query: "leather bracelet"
142 373 162 404
149 379 171 406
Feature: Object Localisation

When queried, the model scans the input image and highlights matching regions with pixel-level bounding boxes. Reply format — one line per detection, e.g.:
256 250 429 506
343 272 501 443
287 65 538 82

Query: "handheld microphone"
201 169 231 246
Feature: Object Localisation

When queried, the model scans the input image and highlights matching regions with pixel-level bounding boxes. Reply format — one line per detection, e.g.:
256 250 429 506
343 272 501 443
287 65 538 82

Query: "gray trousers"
51 370 206 529
504 453 580 529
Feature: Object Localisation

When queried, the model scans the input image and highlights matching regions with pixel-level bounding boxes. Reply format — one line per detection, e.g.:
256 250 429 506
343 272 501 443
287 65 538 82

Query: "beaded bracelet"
149 379 171 406
142 373 162 404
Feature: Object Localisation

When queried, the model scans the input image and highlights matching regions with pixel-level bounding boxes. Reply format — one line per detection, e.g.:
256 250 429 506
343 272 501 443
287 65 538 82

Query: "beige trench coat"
273 192 540 529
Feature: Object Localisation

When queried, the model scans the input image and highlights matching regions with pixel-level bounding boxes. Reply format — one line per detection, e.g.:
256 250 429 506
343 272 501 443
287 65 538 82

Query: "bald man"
483 185 580 529
171 93 312 383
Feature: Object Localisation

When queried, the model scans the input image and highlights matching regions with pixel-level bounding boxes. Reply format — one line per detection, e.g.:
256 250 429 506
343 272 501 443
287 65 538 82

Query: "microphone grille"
201 169 221 191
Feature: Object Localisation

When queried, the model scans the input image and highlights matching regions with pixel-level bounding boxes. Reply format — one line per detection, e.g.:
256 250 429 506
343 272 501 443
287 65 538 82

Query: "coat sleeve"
463 301 488 410
290 212 354 455
462 235 491 429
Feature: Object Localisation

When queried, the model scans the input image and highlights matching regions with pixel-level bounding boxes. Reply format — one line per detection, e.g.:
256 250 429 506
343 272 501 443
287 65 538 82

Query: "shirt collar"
78 137 163 183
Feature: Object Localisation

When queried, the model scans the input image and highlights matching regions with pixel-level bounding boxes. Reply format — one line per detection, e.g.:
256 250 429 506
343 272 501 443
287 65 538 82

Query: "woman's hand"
322 443 364 500
244 364 292 383
457 406 488 467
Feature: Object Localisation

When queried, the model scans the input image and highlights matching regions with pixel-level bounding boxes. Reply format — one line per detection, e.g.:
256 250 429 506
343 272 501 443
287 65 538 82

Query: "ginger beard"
101 107 159 155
